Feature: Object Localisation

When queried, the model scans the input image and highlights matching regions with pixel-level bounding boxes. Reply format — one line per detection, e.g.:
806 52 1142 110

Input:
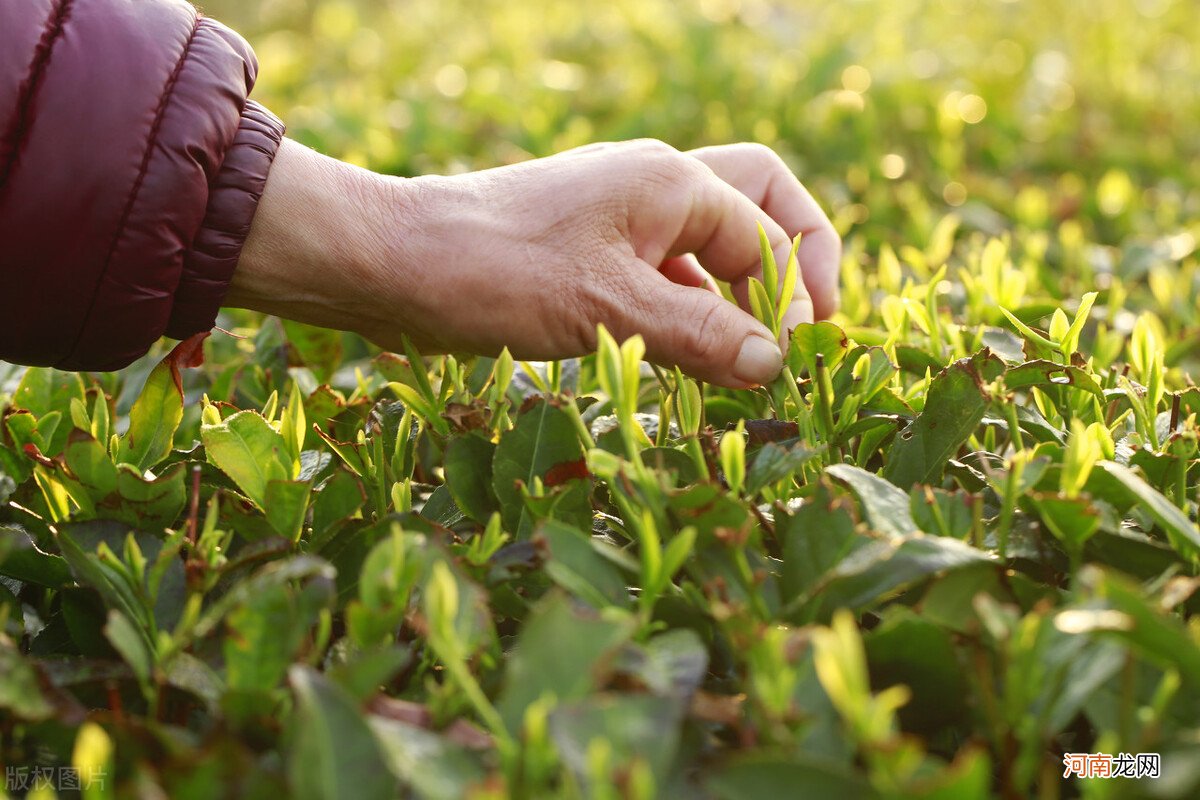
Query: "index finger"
688 144 842 320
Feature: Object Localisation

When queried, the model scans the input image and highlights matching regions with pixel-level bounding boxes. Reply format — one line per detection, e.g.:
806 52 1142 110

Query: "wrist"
228 139 423 340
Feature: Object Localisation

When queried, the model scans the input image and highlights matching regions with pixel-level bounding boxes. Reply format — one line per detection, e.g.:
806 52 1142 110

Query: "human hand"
231 138 840 388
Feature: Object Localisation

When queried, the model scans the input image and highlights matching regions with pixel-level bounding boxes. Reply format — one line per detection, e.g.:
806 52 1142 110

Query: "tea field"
2 0 1199 798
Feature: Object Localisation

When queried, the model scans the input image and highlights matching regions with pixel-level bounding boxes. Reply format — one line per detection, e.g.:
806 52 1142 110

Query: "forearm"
228 139 415 338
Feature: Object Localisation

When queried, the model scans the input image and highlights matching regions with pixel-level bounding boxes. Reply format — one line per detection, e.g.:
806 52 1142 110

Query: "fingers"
688 143 842 321
630 150 812 341
658 254 718 292
613 265 783 388
656 159 797 290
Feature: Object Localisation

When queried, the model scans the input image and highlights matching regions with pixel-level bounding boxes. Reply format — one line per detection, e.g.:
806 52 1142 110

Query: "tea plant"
4 0 1200 798
4 213 1200 797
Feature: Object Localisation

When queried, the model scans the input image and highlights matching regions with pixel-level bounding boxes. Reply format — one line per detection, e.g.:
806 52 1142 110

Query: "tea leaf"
1098 461 1200 559
202 410 292 508
288 665 395 800
883 356 993 489
492 398 587 537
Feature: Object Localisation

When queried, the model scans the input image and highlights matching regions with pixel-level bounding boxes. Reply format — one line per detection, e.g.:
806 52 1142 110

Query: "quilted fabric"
0 0 284 370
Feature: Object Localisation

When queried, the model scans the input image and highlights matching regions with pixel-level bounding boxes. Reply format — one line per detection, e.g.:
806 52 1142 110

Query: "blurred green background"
201 0 1198 254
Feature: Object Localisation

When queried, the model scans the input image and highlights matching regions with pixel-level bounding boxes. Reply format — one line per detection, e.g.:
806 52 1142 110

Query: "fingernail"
733 335 783 386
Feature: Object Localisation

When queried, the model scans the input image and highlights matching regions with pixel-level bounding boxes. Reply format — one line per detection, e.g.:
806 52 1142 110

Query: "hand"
230 138 840 388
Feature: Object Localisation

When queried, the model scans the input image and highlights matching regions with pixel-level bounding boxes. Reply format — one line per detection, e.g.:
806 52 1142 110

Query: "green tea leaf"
780 484 869 604
12 368 86 456
538 520 631 608
1070 567 1200 684
1097 461 1200 559
0 524 73 587
288 665 395 800
444 432 499 523
115 333 207 470
548 694 685 787
788 321 849 377
112 461 188 530
746 441 822 495
1060 291 1098 356
265 479 314 542
883 356 992 488
999 306 1058 351
0 641 55 720
809 535 993 616
776 233 803 331
497 593 635 731
228 578 332 692
827 464 919 538
202 410 292 508
1003 360 1104 400
492 398 587 537
758 222 779 309
104 609 153 687
368 716 486 800
708 756 877 800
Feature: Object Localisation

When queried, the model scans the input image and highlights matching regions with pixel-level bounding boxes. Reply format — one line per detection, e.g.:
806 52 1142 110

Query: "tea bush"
2 1 1199 798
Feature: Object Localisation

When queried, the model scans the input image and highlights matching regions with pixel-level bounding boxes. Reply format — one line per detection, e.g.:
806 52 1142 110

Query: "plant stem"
1005 397 1024 453
813 355 843 462
562 395 596 450
1174 454 1188 512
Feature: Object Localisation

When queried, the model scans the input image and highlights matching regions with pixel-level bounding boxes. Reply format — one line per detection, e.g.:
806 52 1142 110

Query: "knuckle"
601 140 689 202
679 299 733 365
829 227 844 257
627 137 677 158
737 141 785 168
631 147 699 196
812 214 842 257
825 215 842 243
765 222 790 250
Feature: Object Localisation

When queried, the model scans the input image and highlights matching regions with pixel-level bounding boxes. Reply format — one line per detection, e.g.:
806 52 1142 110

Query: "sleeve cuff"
165 99 285 340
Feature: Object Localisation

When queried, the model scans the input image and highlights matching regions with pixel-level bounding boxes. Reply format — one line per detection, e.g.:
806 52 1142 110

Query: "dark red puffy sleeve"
0 0 284 370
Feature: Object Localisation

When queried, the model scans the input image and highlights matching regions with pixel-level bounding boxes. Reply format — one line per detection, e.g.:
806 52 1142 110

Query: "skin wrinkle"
682 296 732 366
601 259 646 328
377 175 436 314
531 239 590 353
318 155 365 293
574 263 634 351
368 175 492 351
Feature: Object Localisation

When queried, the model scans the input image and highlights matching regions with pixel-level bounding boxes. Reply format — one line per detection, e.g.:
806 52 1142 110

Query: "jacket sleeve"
0 0 285 371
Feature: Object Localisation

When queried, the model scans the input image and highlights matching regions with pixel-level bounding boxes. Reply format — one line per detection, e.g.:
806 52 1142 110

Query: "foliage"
3 0 1200 798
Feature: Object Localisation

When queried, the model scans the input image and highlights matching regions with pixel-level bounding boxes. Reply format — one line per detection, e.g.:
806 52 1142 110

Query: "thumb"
616 267 783 388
